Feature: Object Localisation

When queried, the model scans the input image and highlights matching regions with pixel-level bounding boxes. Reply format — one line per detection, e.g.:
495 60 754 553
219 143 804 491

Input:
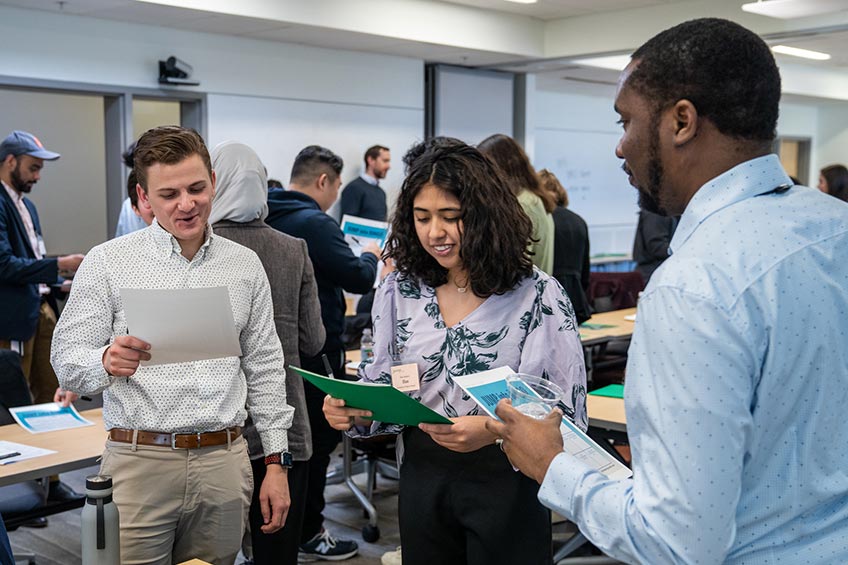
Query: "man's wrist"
264 452 293 468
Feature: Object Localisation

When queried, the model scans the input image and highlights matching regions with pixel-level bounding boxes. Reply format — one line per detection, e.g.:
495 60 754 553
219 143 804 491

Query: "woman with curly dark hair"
479 133 556 275
323 138 586 565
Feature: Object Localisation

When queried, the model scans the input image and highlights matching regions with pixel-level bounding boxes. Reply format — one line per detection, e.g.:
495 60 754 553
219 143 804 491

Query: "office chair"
326 433 397 542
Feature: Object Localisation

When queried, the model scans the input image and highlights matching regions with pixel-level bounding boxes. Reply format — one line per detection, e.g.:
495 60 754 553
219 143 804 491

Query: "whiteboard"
533 127 638 227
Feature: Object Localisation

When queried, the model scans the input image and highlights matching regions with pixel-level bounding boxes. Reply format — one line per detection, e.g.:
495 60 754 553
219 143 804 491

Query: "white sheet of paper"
0 440 56 465
121 286 242 366
455 367 632 480
9 402 94 434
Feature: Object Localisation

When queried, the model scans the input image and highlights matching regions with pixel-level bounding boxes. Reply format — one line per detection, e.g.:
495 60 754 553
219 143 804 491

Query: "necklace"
454 278 468 293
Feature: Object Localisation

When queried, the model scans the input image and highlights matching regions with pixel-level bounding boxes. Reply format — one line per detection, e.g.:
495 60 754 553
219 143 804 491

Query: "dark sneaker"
298 528 359 562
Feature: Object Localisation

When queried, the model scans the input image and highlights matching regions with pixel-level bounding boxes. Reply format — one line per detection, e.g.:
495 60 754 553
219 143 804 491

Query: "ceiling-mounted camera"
158 56 200 86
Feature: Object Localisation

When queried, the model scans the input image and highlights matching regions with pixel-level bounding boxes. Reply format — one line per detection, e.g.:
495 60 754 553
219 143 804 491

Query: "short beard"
637 117 666 215
11 163 32 193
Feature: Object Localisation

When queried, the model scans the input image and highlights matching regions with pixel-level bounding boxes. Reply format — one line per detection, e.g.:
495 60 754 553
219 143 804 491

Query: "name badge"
391 363 420 392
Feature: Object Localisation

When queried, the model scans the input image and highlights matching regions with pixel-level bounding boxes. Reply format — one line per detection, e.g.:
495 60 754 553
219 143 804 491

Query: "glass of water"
505 373 565 419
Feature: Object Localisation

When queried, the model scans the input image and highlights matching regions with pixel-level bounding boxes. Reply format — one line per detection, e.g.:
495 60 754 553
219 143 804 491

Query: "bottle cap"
85 474 113 490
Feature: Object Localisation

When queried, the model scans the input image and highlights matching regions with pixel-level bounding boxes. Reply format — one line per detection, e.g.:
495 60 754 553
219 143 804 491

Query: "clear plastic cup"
505 373 565 419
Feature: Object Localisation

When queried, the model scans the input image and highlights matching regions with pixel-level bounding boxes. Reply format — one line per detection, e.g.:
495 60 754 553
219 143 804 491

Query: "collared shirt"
51 220 292 454
3 181 48 295
538 155 848 564
114 197 148 238
360 172 378 186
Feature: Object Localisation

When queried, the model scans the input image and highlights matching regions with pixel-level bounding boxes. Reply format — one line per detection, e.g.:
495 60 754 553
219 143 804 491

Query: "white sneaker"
381 546 402 565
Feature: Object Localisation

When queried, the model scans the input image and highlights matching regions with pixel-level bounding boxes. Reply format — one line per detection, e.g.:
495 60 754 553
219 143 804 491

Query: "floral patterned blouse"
356 268 588 437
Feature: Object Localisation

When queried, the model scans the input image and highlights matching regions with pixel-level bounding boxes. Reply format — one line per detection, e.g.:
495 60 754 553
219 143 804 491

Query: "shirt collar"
360 172 379 186
149 218 215 260
669 154 791 255
2 180 21 203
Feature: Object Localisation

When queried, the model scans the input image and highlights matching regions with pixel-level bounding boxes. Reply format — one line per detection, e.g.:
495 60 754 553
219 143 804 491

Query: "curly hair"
387 139 534 297
478 134 556 213
628 18 780 143
538 169 569 208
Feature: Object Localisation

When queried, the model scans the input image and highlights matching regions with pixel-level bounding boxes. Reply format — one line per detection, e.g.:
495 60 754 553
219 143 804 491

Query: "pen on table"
322 354 335 380
0 452 21 461
81 396 92 402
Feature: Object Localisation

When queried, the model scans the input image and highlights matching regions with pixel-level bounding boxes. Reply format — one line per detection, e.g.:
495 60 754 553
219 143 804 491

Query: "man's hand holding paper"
103 335 151 377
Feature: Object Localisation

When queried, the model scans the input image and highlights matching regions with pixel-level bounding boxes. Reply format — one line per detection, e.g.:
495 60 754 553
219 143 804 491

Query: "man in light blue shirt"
488 18 848 564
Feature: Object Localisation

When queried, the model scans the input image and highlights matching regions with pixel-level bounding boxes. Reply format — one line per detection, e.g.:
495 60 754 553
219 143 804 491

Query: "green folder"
589 384 624 399
290 366 453 426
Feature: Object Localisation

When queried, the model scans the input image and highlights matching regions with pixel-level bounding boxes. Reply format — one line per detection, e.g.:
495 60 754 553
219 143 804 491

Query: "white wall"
207 95 422 216
0 5 424 246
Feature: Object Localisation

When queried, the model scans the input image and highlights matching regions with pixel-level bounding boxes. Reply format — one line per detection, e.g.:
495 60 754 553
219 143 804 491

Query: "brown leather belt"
109 427 242 449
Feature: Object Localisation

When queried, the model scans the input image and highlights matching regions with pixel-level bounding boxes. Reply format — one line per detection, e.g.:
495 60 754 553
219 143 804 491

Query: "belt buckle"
171 432 203 449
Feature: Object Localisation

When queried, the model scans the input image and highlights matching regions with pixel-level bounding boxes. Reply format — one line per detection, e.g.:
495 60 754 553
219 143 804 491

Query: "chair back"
0 350 32 426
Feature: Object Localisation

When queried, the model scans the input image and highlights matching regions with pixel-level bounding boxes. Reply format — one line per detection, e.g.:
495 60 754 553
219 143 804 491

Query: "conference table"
0 408 105 528
0 408 105 488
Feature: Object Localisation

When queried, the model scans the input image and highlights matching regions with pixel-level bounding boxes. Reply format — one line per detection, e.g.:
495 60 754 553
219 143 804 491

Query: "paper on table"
623 314 636 322
455 367 632 480
0 440 56 465
120 287 242 366
9 402 94 434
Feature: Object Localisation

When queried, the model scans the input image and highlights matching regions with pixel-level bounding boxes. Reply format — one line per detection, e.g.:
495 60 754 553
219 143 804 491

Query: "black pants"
299 350 345 542
249 458 309 565
399 428 552 565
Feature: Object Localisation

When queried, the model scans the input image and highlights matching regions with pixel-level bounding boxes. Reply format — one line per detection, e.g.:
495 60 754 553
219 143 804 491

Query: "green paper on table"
589 384 625 399
290 366 453 426
580 322 617 330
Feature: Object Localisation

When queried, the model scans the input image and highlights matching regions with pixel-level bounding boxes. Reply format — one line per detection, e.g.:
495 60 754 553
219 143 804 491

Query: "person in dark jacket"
538 169 591 324
632 210 679 284
265 145 380 562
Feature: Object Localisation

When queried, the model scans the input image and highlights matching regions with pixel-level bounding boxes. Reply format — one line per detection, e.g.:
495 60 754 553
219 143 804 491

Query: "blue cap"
0 131 60 161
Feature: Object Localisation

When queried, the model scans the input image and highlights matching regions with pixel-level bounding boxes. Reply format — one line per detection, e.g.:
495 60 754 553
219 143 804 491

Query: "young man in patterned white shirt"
52 126 293 565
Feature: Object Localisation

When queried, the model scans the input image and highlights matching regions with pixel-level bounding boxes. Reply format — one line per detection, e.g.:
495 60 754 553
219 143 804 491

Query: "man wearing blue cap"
0 130 84 409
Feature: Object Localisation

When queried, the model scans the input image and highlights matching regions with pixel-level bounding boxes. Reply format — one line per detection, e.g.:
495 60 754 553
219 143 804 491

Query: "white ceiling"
437 0 677 21
1 0 847 81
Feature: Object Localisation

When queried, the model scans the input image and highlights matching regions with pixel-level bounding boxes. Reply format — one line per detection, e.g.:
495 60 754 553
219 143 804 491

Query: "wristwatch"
264 452 293 468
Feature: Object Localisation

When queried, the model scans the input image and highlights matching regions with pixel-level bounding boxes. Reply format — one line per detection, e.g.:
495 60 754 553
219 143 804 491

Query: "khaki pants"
0 301 60 404
100 436 253 565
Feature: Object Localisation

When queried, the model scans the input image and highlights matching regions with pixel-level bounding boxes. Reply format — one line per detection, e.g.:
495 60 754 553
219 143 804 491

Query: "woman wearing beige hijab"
211 141 325 565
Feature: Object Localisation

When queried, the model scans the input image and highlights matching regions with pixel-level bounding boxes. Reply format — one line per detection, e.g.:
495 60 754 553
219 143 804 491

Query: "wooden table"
0 408 106 487
579 307 636 346
586 394 626 433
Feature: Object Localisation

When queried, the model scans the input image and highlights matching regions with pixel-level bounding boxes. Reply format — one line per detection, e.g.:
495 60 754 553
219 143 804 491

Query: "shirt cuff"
538 451 594 519
258 428 289 455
